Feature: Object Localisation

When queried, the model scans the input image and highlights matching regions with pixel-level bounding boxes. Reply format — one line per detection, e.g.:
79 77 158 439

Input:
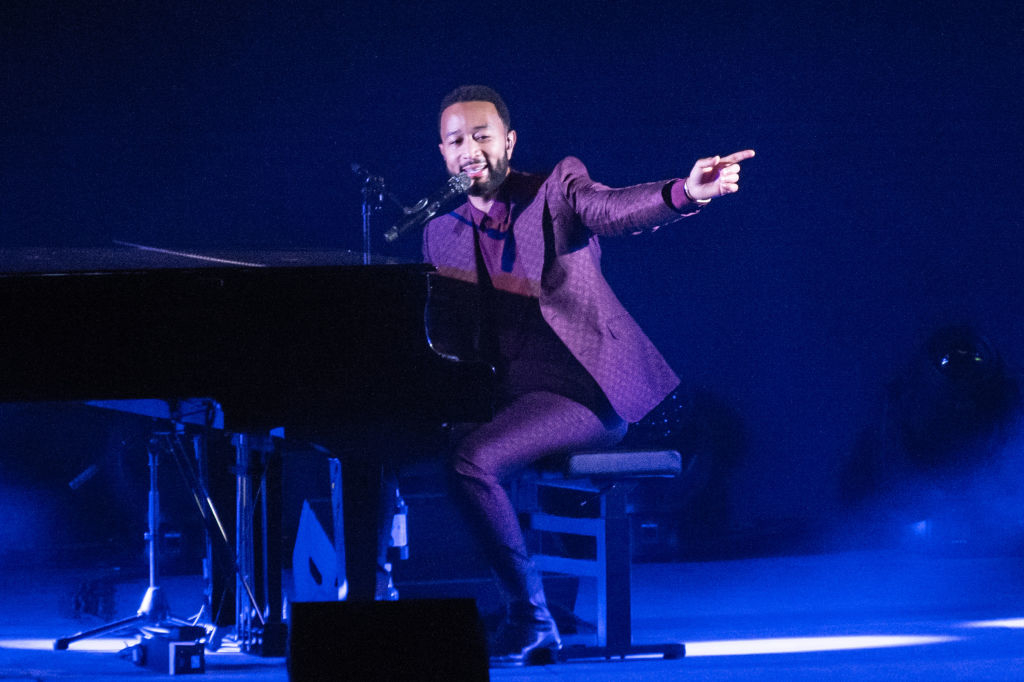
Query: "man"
422 84 753 666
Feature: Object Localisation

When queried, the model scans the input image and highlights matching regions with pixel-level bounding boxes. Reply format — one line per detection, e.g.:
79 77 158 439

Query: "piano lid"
0 245 414 276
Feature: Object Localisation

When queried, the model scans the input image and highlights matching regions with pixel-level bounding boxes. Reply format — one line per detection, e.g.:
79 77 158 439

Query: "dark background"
2 0 1022 558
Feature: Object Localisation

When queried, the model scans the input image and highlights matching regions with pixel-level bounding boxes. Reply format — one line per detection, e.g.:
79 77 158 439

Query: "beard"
466 153 510 197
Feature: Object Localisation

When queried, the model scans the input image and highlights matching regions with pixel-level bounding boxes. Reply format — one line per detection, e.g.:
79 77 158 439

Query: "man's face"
438 101 516 198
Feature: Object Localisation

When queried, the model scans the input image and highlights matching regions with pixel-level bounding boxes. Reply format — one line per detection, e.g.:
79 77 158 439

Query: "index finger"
719 149 756 165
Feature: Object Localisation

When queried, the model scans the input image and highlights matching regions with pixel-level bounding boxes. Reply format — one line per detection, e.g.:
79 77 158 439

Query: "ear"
505 129 517 160
438 141 445 159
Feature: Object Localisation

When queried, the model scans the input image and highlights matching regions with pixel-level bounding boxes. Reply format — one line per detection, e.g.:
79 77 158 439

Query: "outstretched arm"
557 152 755 238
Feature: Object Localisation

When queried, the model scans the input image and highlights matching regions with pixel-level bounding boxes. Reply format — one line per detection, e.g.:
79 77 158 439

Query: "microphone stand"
353 162 406 264
360 173 385 265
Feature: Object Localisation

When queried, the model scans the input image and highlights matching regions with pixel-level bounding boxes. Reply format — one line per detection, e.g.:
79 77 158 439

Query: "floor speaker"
292 499 345 602
287 598 489 681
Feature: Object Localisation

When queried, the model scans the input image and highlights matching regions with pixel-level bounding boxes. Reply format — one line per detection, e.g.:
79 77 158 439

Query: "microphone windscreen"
452 172 471 192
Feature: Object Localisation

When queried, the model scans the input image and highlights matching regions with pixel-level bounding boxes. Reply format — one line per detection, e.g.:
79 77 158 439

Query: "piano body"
0 247 492 431
0 246 493 642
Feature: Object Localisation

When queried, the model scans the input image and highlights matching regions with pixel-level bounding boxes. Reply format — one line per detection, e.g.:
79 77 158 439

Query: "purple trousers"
449 391 627 606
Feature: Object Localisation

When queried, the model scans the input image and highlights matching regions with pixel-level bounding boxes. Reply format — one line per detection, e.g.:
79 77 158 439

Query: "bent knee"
450 443 503 485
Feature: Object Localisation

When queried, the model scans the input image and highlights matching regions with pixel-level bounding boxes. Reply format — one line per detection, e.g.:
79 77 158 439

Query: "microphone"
351 161 381 183
384 172 471 243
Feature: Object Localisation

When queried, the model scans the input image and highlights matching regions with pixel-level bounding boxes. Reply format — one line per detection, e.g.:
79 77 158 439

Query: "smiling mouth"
462 162 487 178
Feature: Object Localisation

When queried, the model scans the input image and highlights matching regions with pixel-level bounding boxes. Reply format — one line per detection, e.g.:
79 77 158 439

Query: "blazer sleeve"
551 156 698 237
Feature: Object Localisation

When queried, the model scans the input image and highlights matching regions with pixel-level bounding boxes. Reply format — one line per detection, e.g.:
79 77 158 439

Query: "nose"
461 138 481 162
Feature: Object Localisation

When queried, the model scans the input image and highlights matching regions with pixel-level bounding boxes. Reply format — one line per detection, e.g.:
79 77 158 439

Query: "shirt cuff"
663 180 708 216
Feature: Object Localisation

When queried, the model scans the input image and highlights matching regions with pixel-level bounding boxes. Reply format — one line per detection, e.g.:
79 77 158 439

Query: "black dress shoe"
489 619 562 667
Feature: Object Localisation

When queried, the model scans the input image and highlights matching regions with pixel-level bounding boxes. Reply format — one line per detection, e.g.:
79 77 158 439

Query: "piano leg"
294 423 424 604
341 456 384 602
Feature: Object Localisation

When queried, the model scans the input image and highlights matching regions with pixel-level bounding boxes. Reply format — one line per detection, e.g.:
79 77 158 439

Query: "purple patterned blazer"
422 156 697 423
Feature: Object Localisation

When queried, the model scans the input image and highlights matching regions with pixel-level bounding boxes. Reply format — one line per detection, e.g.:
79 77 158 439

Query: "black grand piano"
0 246 492 430
0 245 493 645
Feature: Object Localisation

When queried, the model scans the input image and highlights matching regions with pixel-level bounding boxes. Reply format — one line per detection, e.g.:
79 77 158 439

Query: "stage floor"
2 549 1024 680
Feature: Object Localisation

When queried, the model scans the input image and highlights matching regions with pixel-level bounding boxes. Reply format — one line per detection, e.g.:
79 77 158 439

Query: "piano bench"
522 448 689 661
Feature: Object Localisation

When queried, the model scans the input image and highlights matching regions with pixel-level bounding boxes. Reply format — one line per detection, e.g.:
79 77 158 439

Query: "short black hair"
438 85 511 132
